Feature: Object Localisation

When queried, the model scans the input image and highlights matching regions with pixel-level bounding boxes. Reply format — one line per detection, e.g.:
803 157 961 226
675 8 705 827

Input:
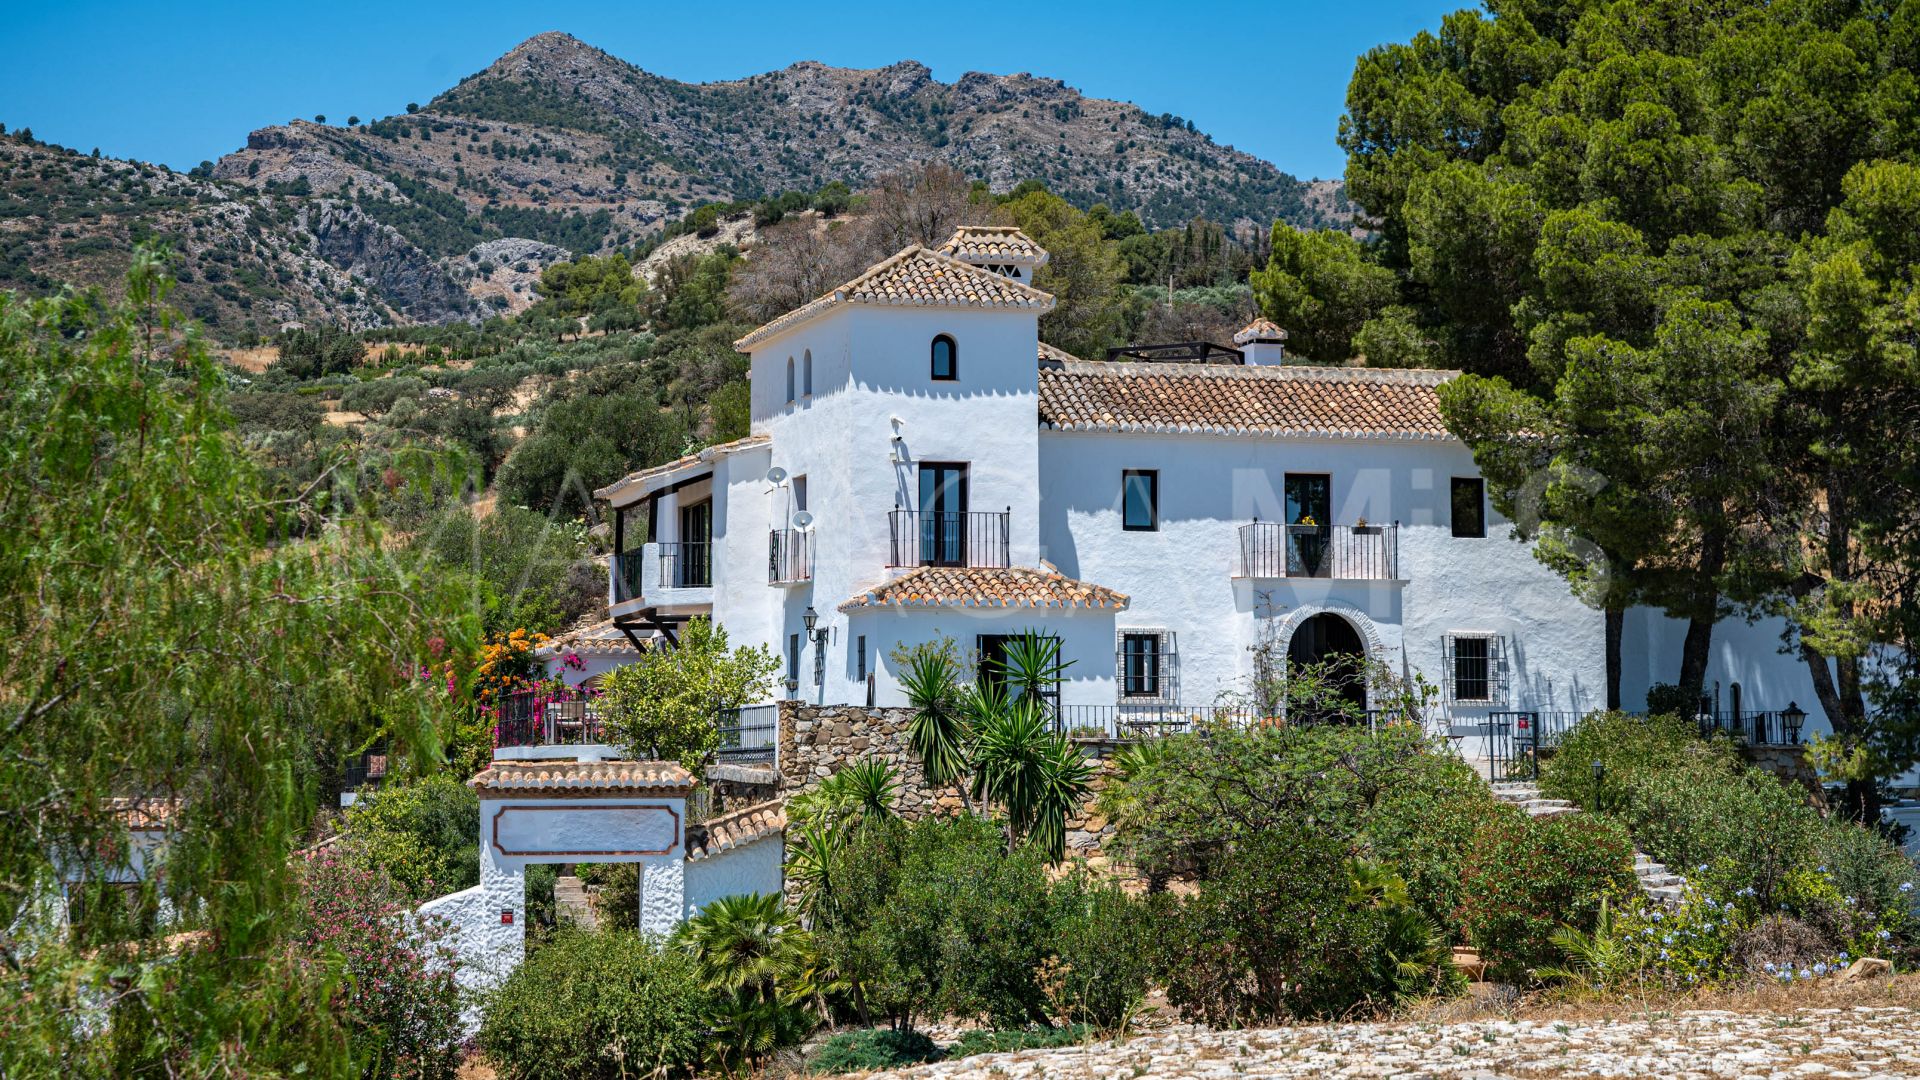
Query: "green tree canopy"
534 252 645 317
0 248 476 1072
601 617 779 773
1334 0 1920 803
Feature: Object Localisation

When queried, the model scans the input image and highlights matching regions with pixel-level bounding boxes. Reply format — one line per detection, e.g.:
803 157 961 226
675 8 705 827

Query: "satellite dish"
765 466 788 485
792 510 815 530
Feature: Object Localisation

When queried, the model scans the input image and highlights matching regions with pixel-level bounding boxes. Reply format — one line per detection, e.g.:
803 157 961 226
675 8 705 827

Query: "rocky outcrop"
299 201 476 324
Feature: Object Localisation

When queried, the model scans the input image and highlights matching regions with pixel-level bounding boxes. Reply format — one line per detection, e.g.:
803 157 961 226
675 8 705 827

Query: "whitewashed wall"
1035 430 1606 718
746 305 1045 707
683 834 786 917
846 605 1122 708
420 793 689 1017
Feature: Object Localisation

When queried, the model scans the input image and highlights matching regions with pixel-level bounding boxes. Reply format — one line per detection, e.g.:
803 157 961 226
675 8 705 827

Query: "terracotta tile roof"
938 225 1050 265
1037 360 1458 440
1233 317 1289 344
733 246 1055 350
685 799 785 861
536 618 649 658
468 760 696 798
1038 340 1083 364
594 433 770 503
839 565 1129 612
107 797 180 830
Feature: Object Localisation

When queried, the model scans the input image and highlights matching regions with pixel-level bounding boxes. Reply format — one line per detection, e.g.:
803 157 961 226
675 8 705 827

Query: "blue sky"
0 0 1460 181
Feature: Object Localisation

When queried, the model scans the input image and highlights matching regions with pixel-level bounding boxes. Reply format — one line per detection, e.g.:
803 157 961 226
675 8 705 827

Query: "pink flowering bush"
301 847 464 1080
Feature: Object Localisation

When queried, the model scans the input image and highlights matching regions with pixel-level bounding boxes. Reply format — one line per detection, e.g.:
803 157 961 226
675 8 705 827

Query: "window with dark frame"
1121 633 1161 697
856 635 867 682
931 334 957 380
1122 469 1158 531
787 633 800 688
1451 477 1487 538
1452 635 1491 702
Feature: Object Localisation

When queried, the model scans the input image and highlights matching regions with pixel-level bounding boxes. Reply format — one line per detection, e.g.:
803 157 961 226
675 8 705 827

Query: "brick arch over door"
1272 602 1388 662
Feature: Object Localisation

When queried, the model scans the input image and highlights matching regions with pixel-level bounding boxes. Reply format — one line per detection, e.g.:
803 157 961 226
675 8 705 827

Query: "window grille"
1114 630 1176 703
1443 632 1508 704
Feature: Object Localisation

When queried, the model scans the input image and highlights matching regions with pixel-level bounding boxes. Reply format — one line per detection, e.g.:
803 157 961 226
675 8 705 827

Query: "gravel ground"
873 1005 1920 1078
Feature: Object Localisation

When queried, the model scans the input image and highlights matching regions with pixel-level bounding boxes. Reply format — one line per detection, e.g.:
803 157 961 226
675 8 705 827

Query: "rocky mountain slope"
1 32 1348 339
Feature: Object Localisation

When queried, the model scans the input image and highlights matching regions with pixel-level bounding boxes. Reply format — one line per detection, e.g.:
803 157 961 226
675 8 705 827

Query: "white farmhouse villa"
394 225 1880 1006
577 224 1826 745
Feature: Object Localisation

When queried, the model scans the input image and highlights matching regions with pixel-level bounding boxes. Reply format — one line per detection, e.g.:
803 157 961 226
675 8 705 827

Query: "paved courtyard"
879 1006 1920 1079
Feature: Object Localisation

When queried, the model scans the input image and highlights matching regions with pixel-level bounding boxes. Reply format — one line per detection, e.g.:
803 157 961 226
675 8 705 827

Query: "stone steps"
1486 780 1685 906
555 874 597 930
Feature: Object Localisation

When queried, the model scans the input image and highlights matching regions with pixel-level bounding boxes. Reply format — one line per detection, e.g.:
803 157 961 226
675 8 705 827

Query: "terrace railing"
887 509 1011 569
715 704 779 764
493 685 607 749
613 550 645 603
659 541 712 589
1053 703 1425 741
768 529 813 584
1696 709 1805 747
1237 522 1399 580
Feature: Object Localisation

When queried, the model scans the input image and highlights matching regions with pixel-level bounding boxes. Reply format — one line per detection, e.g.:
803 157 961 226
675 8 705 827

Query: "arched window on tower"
803 349 813 395
931 335 957 381
785 356 796 404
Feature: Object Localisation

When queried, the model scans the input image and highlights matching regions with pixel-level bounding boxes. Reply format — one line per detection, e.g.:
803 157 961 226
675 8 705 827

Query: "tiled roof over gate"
685 799 786 861
839 565 1129 612
733 246 1055 349
468 761 696 798
1037 361 1457 440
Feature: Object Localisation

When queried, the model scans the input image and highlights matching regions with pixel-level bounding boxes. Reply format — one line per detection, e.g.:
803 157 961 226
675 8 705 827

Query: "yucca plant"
994 629 1073 714
824 759 900 823
784 822 843 924
970 695 1094 862
900 648 973 809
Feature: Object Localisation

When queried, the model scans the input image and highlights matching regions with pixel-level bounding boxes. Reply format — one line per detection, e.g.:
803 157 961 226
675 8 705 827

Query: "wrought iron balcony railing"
768 529 813 584
492 686 606 749
1236 522 1399 580
886 509 1011 569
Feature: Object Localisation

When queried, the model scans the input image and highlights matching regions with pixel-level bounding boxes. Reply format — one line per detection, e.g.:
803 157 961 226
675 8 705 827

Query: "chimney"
938 226 1049 284
1233 318 1289 366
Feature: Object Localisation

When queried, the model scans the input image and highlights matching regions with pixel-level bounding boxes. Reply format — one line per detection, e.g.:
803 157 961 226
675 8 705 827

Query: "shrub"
808 1028 939 1074
1045 872 1155 1029
1155 823 1454 1024
811 815 1055 1030
1103 720 1495 934
1457 809 1635 977
479 927 710 1080
1544 711 1917 946
947 1024 1091 1058
299 848 462 1079
339 773 478 902
882 815 1056 1028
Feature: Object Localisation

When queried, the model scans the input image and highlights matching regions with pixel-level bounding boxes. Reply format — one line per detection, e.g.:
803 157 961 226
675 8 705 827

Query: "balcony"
611 542 714 609
887 509 1011 568
1236 522 1399 580
491 685 617 760
769 529 813 585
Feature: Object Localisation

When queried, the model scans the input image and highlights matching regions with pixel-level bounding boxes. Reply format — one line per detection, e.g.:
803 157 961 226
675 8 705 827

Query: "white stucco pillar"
639 859 685 935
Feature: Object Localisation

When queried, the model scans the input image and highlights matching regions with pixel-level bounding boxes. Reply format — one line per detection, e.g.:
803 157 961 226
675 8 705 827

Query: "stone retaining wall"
775 701 1123 863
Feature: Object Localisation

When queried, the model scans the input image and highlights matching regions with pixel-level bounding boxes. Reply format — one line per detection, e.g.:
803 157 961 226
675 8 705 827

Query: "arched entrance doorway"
1286 612 1368 718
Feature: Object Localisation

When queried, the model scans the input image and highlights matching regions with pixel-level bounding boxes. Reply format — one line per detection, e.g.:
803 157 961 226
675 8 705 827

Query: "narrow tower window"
931 335 957 381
